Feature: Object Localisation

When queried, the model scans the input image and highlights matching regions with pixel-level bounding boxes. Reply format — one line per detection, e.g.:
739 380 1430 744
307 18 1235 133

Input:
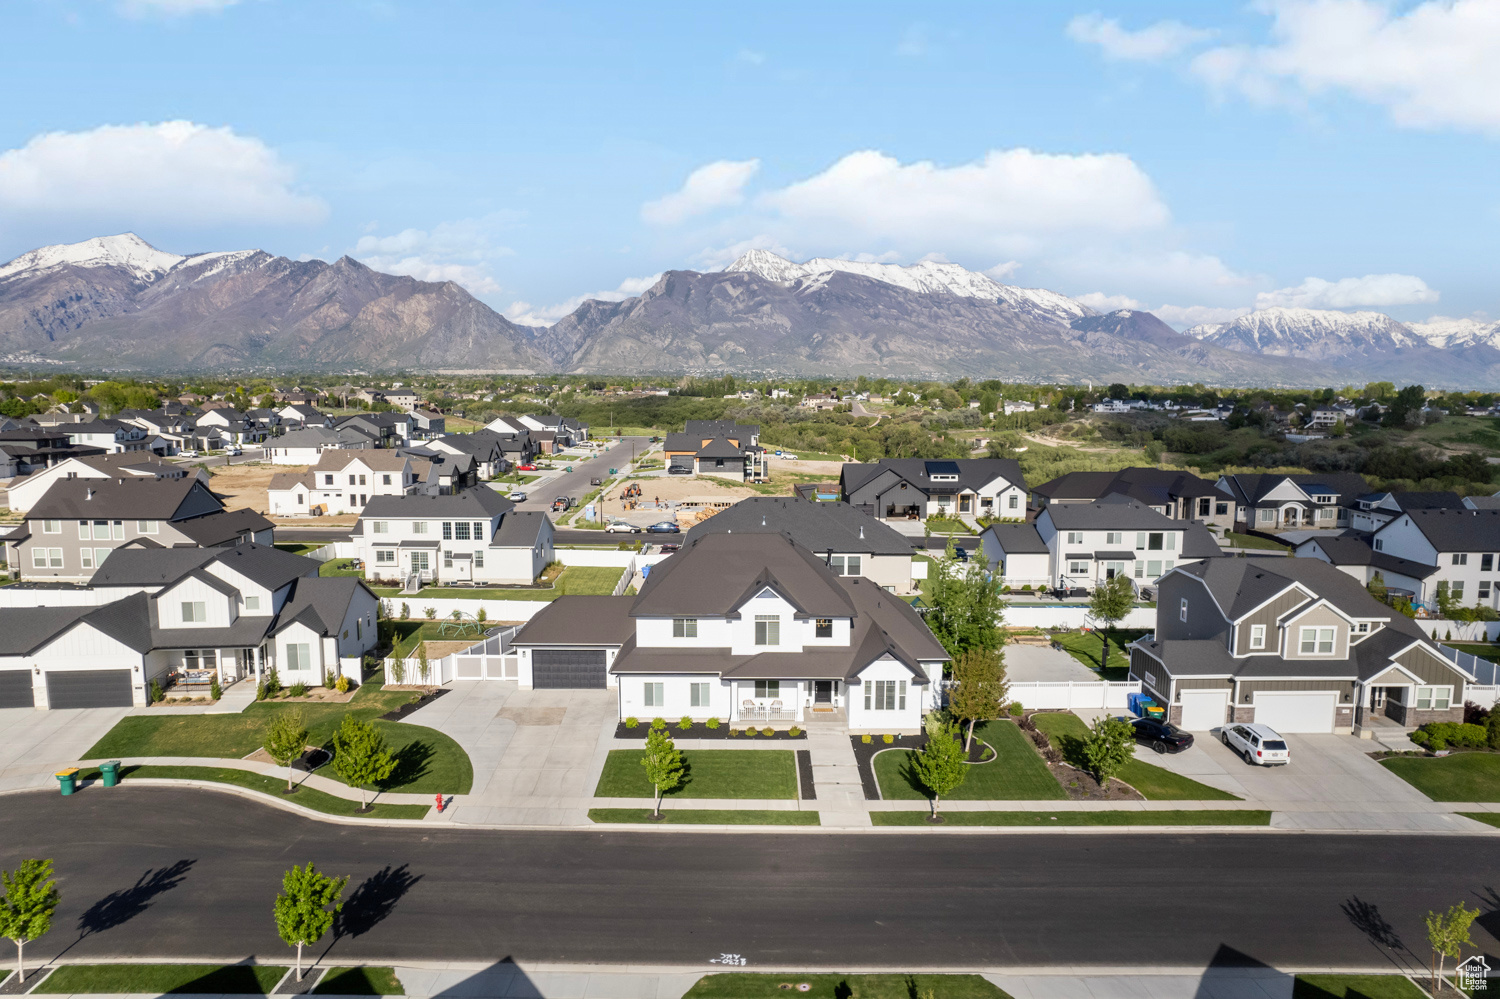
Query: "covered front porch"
147 645 269 697
729 678 848 725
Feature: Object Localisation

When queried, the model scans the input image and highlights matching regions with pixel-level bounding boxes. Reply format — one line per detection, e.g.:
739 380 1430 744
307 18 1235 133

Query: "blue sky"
1 0 1496 329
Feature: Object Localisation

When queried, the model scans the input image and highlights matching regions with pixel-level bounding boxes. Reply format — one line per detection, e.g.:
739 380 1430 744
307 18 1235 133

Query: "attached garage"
531 649 608 689
0 671 35 709
1253 690 1337 734
45 669 134 709
1179 689 1230 731
668 454 694 472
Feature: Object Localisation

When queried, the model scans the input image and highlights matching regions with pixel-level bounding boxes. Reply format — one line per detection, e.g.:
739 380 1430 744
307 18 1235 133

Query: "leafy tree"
263 709 309 792
927 539 1004 658
330 716 397 810
273 863 348 982
640 727 685 818
909 717 967 817
1366 572 1387 602
0 859 59 983
1088 574 1135 673
947 649 1007 751
1425 901 1478 994
1080 716 1136 790
417 642 431 684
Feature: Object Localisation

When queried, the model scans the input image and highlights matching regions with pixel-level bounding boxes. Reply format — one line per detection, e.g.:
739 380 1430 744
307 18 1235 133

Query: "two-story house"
268 450 432 516
1293 535 1437 603
1348 491 1466 534
277 404 331 429
665 421 767 481
1129 557 1473 735
1032 467 1235 531
63 419 152 454
1217 472 1369 532
0 427 107 476
980 496 1221 591
7 453 207 514
5 477 275 583
267 426 374 465
681 496 918 594
0 544 377 709
1370 508 1500 611
350 487 554 586
840 458 1027 522
510 532 948 732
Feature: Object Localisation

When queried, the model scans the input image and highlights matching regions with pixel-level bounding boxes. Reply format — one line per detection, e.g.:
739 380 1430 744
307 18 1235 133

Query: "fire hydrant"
435 794 445 813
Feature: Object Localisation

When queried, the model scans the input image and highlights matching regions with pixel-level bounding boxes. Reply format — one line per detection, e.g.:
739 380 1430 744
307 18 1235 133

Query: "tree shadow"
1472 884 1500 958
661 759 693 797
1339 895 1423 974
896 756 935 801
77 860 195 939
381 740 436 790
333 864 423 941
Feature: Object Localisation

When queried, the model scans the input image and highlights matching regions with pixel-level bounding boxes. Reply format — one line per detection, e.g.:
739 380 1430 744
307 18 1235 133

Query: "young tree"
639 727 685 818
927 539 1004 658
1366 571 1387 602
909 718 967 818
0 859 59 984
416 643 430 685
330 716 397 810
1080 716 1136 791
1425 902 1479 994
273 863 348 982
947 649 1007 752
264 709 309 792
1087 574 1135 673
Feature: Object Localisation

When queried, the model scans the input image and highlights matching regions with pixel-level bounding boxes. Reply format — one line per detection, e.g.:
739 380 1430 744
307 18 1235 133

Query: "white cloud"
504 273 663 327
354 214 519 297
984 261 1022 280
1066 13 1213 61
116 0 240 16
1076 291 1144 312
1254 273 1440 309
641 159 760 225
0 120 325 229
691 235 796 271
1189 0 1500 134
1151 303 1254 327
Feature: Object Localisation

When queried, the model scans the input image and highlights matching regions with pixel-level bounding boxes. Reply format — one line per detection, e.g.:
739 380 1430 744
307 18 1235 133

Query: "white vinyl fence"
1009 680 1141 712
1003 606 1158 630
384 625 522 685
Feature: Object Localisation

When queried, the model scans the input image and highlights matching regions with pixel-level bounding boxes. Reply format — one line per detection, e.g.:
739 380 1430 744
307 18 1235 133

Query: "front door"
814 680 833 704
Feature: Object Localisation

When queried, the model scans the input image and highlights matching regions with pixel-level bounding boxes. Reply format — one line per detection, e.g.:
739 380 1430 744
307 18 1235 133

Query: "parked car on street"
223 446 243 456
605 521 642 533
1221 723 1290 766
1130 717 1194 754
506 490 528 502
668 465 692 475
590 477 603 486
517 463 538 471
178 449 200 458
647 521 680 533
551 496 572 511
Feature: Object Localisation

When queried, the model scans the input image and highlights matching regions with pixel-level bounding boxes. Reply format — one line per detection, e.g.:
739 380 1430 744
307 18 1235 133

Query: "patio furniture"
742 699 756 720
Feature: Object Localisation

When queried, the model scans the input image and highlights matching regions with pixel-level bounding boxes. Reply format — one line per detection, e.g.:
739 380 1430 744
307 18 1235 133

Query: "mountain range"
0 234 1495 387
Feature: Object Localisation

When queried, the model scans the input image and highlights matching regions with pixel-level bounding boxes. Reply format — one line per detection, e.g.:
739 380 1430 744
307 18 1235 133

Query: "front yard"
873 721 1066 801
1381 752 1500 801
594 748 799 799
35 964 288 995
77 764 429 819
85 677 473 795
1029 712 1240 800
370 565 624 601
588 808 818 824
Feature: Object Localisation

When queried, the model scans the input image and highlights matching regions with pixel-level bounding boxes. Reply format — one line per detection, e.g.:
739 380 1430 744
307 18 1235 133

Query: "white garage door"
1179 689 1230 731
1254 691 1337 733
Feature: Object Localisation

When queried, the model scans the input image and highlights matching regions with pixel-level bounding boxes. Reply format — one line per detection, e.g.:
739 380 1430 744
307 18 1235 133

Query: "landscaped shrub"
861 734 872 743
730 728 741 737
324 669 336 689
1412 722 1489 751
476 607 487 623
401 602 410 619
705 717 721 730
1465 700 1491 726
1009 702 1024 716
788 726 801 737
882 734 894 744
678 716 693 730
742 727 754 737
1489 712 1500 750
761 727 773 737
210 677 222 700
625 716 640 729
289 682 308 698
425 607 438 620
651 717 667 730
150 680 164 703
264 667 283 697
335 674 351 694
256 682 266 701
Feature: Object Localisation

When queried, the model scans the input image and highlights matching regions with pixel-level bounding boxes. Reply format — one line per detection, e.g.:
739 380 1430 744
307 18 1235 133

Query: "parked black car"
1130 716 1194 754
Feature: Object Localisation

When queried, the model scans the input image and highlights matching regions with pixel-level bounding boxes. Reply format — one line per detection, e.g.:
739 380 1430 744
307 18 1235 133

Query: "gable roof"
841 457 1025 496
493 509 551 547
92 542 317 590
1219 472 1369 506
171 508 275 547
1043 496 1183 531
511 595 636 645
1034 467 1223 505
979 522 1049 554
28 476 221 521
683 496 912 556
272 577 370 637
1296 536 1439 580
630 532 857 619
358 485 514 521
1391 508 1500 552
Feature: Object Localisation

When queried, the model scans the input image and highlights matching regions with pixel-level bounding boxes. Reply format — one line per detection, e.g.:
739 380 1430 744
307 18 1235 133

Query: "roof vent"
762 515 767 526
859 525 865 539
86 488 95 500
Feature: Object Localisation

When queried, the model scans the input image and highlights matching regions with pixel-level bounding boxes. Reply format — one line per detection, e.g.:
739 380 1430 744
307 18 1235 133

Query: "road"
173 446 267 470
504 436 651 518
4 789 1497 970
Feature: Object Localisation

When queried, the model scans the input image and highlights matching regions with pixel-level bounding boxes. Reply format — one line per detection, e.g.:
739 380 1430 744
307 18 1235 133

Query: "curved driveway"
3 789 1497 970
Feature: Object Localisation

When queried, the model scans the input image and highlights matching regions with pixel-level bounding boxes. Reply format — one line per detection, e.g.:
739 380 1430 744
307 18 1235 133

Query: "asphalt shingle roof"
683 496 912 556
1393 508 1500 552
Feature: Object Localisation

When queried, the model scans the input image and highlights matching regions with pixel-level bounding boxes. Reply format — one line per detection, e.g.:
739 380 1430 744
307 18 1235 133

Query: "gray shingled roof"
512 595 636 645
683 497 912 556
980 523 1049 554
28 476 216 520
271 577 369 637
1394 508 1500 552
92 543 317 590
1296 536 1439 580
172 508 274 546
360 486 513 520
493 510 550 547
1043 497 1184 531
841 457 1025 496
631 532 857 619
1034 467 1223 504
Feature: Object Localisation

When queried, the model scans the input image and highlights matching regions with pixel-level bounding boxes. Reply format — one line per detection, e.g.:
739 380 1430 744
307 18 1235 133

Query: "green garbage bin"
55 767 79 796
99 760 122 788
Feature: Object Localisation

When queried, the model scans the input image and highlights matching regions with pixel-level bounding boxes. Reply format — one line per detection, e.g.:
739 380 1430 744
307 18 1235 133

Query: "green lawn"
1460 811 1500 827
1381 753 1500 801
273 543 319 555
588 808 819 824
555 565 626 594
1447 643 1499 662
314 967 404 995
319 558 364 577
371 565 623 602
594 749 798 799
1049 630 1147 682
870 809 1270 826
76 765 429 819
85 680 473 794
683 974 1008 999
1292 974 1428 999
1030 712 1241 801
873 721 1066 801
36 964 288 994
1224 531 1291 551
924 516 974 535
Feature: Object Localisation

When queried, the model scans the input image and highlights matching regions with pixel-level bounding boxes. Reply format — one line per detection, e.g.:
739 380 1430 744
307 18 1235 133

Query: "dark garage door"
45 669 134 709
532 650 607 689
668 455 694 471
0 671 34 709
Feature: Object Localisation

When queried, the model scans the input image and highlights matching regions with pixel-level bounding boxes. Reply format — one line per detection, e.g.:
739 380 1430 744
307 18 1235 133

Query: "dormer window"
815 618 833 638
1249 624 1266 650
181 601 207 623
754 615 780 646
1299 626 1335 655
673 618 698 638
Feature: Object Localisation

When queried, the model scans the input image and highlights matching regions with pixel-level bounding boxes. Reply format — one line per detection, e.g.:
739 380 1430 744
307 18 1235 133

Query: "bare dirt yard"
207 461 358 526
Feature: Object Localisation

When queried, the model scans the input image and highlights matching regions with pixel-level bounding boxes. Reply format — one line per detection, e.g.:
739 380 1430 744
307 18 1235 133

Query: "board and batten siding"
1155 574 1232 644
1234 589 1307 656
1393 645 1468 696
1282 604 1352 660
1129 647 1171 704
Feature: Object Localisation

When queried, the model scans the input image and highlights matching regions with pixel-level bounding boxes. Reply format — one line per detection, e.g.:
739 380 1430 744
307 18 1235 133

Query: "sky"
0 0 1497 330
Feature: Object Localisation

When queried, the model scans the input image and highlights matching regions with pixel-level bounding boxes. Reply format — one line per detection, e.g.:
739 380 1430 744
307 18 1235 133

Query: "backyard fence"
1009 680 1141 712
383 625 522 685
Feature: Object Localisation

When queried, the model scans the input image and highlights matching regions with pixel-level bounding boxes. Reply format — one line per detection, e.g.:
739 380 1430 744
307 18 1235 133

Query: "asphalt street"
4 788 1498 970
506 436 650 517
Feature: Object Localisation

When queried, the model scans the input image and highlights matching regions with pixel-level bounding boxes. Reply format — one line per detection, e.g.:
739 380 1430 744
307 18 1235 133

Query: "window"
1451 582 1466 600
181 601 207 623
472 522 484 540
1179 598 1189 622
1165 532 1175 550
473 551 483 568
1067 532 1084 545
1147 532 1164 551
815 618 833 638
754 615 780 646
673 618 698 638
1318 508 1335 520
1107 532 1123 545
244 595 261 612
690 682 710 707
753 680 781 699
285 643 311 671
454 522 471 541
1374 538 1385 551
443 553 453 569
376 549 396 564
840 555 861 576
138 520 158 534
1453 553 1468 565
1415 685 1452 711
42 520 60 535
1481 582 1492 602
324 474 335 486
78 521 90 539
643 682 664 707
1069 561 1089 575
864 679 907 711
81 548 95 569
442 522 453 540
1134 561 1145 579
1259 509 1275 524
1249 624 1266 650
410 552 429 571
89 519 108 540
1146 559 1162 577
371 521 388 534
1198 497 1212 517
359 475 366 486
412 521 428 534
1216 501 1229 516
1008 494 1019 510
1484 554 1494 572
1299 626 1336 655
382 474 392 485
1145 671 1159 688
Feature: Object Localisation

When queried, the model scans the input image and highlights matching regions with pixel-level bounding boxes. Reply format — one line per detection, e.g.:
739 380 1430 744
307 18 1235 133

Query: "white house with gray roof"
1371 507 1500 611
350 487 554 586
840 458 1026 522
510 532 948 732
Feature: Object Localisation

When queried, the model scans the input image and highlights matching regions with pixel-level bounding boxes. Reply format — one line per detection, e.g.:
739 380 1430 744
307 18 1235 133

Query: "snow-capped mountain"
1184 307 1419 359
0 233 191 282
724 249 1093 325
1409 316 1500 350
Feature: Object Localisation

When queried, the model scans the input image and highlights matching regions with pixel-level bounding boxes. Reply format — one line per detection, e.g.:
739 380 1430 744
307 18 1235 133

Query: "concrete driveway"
0 706 131 791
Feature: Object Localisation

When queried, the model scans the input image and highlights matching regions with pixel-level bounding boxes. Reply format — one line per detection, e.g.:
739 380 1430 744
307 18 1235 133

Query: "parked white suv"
1221 723 1290 766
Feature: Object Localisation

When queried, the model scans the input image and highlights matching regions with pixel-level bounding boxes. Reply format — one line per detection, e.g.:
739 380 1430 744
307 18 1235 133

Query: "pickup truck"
590 477 603 486
551 496 572 512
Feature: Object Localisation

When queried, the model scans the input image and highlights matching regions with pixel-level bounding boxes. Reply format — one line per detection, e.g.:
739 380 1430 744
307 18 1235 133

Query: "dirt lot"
207 461 359 526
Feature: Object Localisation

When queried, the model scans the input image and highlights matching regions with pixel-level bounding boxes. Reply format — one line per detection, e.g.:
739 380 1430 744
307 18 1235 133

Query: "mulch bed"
849 733 995 801
378 688 447 721
613 722 807 740
797 749 817 800
1019 711 1144 801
